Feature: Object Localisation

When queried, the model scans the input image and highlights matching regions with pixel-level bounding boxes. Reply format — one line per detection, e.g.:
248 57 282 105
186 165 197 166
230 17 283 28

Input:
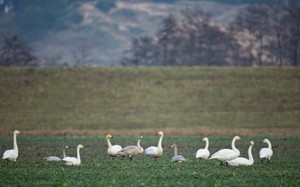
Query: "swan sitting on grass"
209 136 241 165
2 130 21 165
106 134 122 160
42 146 69 161
144 131 164 161
259 139 273 163
117 136 144 161
62 144 84 166
227 141 254 166
170 144 186 162
196 137 210 159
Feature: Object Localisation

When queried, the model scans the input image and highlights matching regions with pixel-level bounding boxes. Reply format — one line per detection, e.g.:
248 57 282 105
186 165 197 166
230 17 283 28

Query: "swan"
62 144 84 166
106 134 122 160
170 144 186 162
209 136 241 165
227 141 254 166
259 139 273 163
117 136 143 161
42 146 69 161
144 131 164 160
2 130 21 164
196 137 210 159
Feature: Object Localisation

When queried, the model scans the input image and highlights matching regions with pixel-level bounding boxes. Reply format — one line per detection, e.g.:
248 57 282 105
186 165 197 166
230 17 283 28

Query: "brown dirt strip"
0 127 299 137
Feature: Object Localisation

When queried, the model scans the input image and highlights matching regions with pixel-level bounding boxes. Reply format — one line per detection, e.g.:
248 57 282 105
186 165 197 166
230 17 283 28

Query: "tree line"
121 1 300 67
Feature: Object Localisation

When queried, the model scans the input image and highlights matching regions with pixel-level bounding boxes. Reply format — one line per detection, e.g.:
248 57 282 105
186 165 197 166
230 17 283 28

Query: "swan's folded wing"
2 149 17 159
196 149 210 159
145 146 158 156
227 157 248 166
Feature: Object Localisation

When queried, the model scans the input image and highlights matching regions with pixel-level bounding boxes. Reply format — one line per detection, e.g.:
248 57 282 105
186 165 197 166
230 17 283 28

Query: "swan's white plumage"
117 136 143 161
259 139 273 162
106 134 122 159
42 146 69 161
62 144 84 166
209 136 241 162
2 130 21 163
144 131 164 160
227 141 254 166
196 137 210 159
170 144 186 162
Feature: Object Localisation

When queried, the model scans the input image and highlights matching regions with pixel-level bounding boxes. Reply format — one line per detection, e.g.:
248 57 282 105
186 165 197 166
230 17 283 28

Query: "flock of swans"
2 130 273 166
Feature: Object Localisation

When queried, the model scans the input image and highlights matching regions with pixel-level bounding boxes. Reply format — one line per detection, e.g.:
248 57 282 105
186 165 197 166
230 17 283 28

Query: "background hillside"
0 0 278 66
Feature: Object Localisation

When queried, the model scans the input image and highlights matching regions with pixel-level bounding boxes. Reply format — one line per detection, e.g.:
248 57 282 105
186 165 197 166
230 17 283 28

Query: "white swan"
259 139 273 163
144 131 164 160
196 137 210 159
170 144 186 162
2 130 21 164
227 141 254 166
117 136 143 161
209 136 241 165
62 144 84 166
42 146 69 161
106 134 122 160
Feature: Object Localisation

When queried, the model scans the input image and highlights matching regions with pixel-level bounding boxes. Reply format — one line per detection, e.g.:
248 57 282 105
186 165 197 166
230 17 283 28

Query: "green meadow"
0 67 300 186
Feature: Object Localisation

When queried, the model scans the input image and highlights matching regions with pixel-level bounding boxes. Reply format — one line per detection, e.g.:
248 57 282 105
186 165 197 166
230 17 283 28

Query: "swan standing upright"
144 131 164 161
2 130 21 164
227 141 254 166
106 134 122 160
117 136 143 161
170 144 186 162
62 144 84 166
259 139 273 163
209 136 241 165
42 146 69 161
196 137 210 159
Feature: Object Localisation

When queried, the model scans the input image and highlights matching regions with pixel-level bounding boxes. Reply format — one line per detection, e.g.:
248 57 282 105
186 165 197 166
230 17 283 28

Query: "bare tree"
0 34 37 66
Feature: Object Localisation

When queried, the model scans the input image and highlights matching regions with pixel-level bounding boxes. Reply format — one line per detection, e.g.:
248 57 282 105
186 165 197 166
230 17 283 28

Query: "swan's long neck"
77 146 81 162
137 139 142 148
63 148 66 158
204 139 209 150
106 137 112 148
267 140 272 149
231 138 239 154
13 132 18 151
248 145 254 163
158 134 163 149
173 145 178 156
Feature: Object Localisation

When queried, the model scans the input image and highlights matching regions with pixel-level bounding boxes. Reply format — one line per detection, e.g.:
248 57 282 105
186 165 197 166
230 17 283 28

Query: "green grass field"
0 135 299 186
0 67 300 186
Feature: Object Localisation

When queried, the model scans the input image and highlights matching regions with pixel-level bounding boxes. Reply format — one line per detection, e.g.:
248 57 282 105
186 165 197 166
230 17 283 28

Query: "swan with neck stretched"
62 144 84 166
227 141 254 166
196 137 210 159
106 134 122 160
2 130 21 164
144 131 164 160
42 146 69 161
209 136 241 164
117 136 143 161
170 144 186 162
259 139 273 163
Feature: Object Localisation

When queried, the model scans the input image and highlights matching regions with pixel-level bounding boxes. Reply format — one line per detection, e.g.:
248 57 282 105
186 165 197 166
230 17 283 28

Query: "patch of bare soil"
1 127 299 137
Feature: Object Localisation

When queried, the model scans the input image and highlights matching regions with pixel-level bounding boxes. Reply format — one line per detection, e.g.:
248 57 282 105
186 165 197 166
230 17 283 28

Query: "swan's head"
139 136 143 139
234 136 241 140
262 139 269 144
65 146 69 149
78 144 84 149
14 130 21 135
107 134 113 139
157 131 164 136
202 137 208 141
249 141 254 145
171 144 177 148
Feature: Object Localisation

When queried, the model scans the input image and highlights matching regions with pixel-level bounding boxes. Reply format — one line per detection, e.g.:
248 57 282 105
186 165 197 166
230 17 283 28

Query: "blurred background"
0 0 299 67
